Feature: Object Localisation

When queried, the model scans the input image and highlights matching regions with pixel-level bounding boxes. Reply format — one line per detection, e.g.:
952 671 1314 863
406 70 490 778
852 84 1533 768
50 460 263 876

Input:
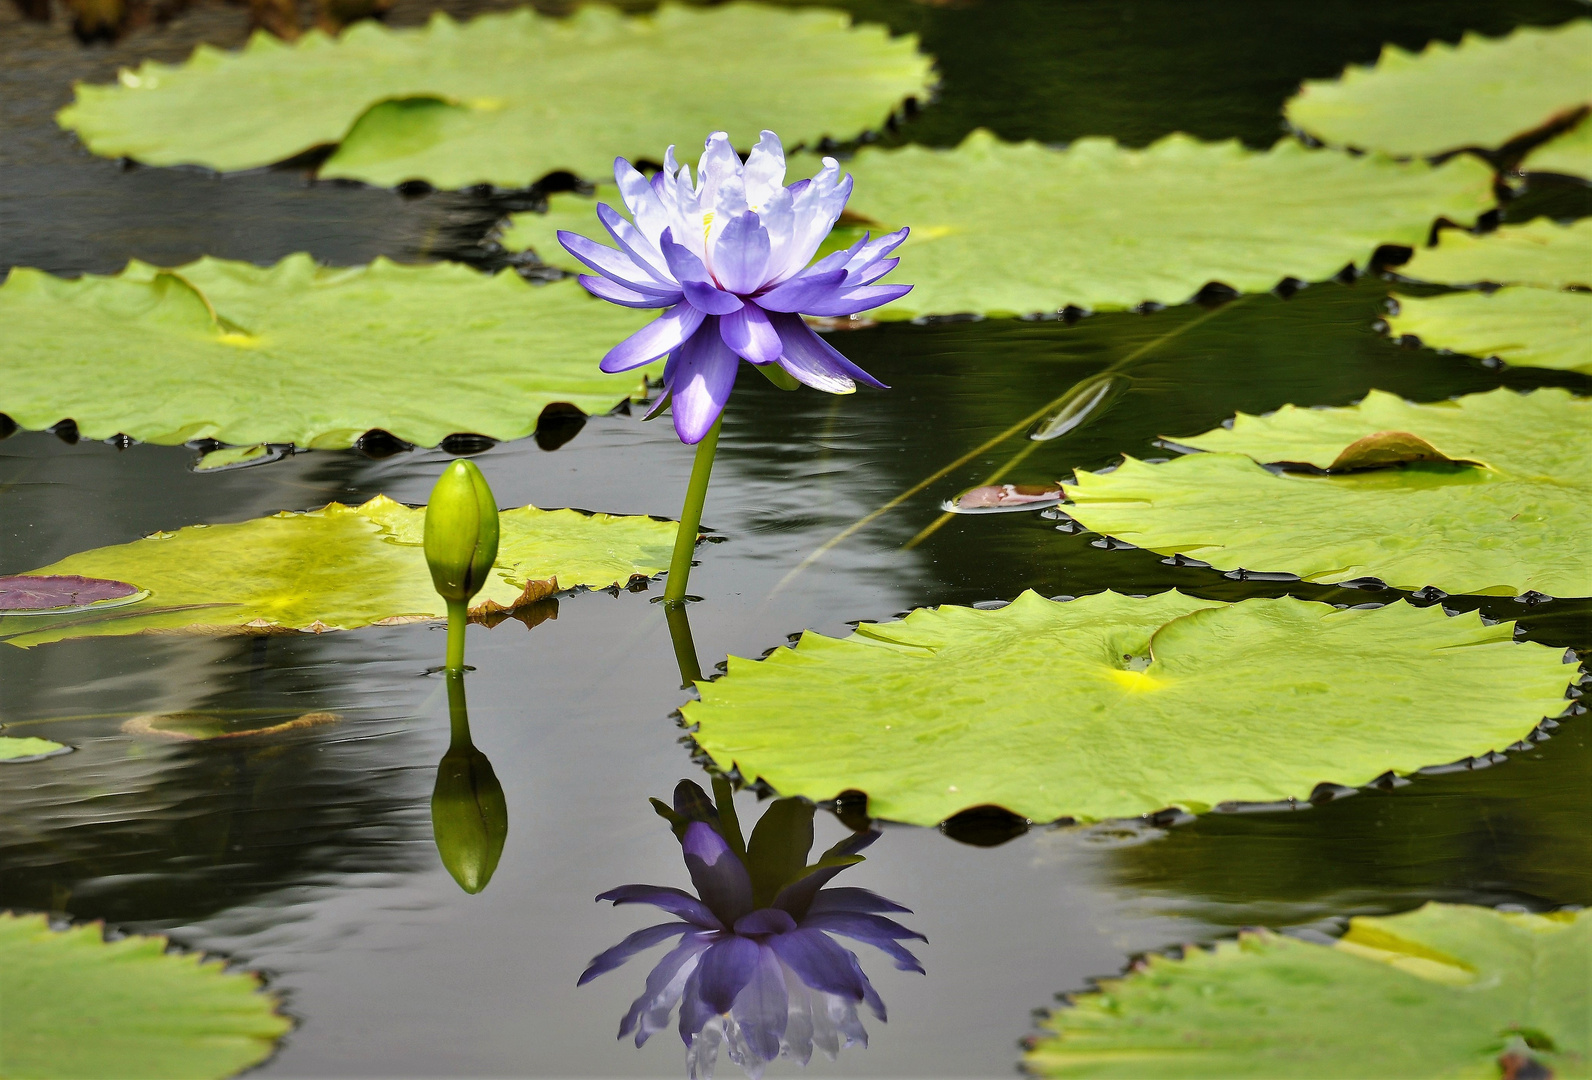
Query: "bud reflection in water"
431 669 507 894
581 779 924 1078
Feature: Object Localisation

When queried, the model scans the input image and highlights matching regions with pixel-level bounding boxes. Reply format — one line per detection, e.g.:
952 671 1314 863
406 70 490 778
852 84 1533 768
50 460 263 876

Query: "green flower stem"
663 415 723 605
445 667 470 746
445 598 469 671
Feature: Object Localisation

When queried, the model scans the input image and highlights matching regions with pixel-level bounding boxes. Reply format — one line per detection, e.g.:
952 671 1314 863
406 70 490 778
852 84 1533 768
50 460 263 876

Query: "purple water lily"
581 787 924 1079
559 130 910 445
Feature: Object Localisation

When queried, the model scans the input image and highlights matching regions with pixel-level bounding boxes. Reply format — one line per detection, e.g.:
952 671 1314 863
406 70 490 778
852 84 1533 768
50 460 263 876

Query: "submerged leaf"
1398 217 1592 290
0 495 677 648
684 592 1573 826
1388 288 1591 376
1067 388 1592 597
0 256 655 449
56 4 932 189
0 911 290 1078
0 736 70 761
1027 904 1589 1080
1284 20 1592 158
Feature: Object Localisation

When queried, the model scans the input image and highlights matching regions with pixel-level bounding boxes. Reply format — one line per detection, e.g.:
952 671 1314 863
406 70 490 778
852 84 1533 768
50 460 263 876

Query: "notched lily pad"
1285 20 1592 159
0 574 146 615
0 911 290 1079
1389 287 1591 376
0 736 71 762
1027 904 1589 1080
0 255 656 449
1398 217 1592 290
683 591 1574 827
56 4 933 189
1523 109 1592 177
0 495 678 648
1065 388 1592 597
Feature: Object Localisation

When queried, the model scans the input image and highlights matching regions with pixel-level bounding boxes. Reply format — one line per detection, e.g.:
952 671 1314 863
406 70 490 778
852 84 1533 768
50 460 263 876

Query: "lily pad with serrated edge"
1398 217 1592 289
1063 388 1592 598
797 131 1491 317
0 736 70 761
1026 904 1589 1080
0 255 655 449
683 591 1574 826
0 911 290 1079
1388 288 1591 376
55 4 932 190
1284 20 1592 159
1523 110 1592 178
0 495 677 649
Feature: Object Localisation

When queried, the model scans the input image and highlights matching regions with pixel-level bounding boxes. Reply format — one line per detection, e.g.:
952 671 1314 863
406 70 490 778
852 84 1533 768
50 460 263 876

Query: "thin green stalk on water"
663 415 723 605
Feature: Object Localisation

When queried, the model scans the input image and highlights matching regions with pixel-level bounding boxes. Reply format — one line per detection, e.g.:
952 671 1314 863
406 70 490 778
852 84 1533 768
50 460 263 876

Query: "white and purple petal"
580 921 695 985
719 303 783 364
667 324 741 444
599 303 706 373
710 211 771 294
578 274 681 309
681 820 754 922
597 883 723 929
766 312 888 394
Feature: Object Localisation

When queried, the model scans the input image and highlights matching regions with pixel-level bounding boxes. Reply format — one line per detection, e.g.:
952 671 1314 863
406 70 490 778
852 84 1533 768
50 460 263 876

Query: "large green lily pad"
765 131 1491 318
1064 388 1592 597
0 911 290 1079
1028 904 1590 1080
56 4 932 189
0 736 69 761
684 591 1573 826
1388 288 1591 376
1284 20 1592 158
1399 217 1592 289
1523 110 1592 177
0 255 654 449
0 495 677 649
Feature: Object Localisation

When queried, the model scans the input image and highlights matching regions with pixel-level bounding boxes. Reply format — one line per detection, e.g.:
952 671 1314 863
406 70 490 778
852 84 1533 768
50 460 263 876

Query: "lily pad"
1398 217 1592 289
0 255 655 449
1027 904 1589 1080
1064 388 1592 597
0 574 144 615
1523 110 1592 177
1284 20 1592 158
0 736 70 762
56 4 932 190
0 911 290 1079
1388 288 1591 376
683 591 1573 826
788 131 1489 318
0 495 677 649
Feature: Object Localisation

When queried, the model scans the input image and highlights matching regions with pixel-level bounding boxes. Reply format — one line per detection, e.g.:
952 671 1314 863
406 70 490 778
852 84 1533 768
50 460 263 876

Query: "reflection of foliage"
1103 713 1591 922
686 591 1574 825
583 781 921 1078
1027 904 1589 1080
0 256 654 448
57 5 932 188
0 911 291 1079
1066 387 1592 596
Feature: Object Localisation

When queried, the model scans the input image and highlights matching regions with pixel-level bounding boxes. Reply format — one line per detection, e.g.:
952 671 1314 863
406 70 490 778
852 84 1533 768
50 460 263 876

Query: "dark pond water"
2 0 1589 1075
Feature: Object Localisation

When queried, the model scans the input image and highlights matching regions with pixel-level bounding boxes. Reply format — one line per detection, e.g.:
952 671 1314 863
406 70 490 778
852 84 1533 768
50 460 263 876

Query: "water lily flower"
581 786 924 1079
561 130 909 445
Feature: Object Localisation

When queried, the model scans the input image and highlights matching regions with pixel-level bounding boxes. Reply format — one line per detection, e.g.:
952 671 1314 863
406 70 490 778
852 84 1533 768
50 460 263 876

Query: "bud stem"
445 598 469 671
663 415 722 605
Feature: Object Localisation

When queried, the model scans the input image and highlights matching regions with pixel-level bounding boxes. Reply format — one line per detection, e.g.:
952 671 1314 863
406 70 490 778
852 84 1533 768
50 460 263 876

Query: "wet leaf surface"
1027 904 1589 1079
685 591 1575 826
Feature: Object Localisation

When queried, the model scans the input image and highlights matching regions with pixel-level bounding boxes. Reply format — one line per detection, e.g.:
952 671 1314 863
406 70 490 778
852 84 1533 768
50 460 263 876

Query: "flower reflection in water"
581 780 924 1078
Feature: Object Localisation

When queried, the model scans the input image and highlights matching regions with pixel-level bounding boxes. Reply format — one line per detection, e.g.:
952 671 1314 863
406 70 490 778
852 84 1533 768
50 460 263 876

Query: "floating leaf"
684 591 1573 826
1398 217 1592 289
1388 288 1591 376
192 444 287 472
790 131 1489 318
1284 20 1592 158
0 911 290 1079
0 574 144 615
946 483 1065 514
0 495 677 648
1065 388 1592 598
1523 110 1592 177
121 711 341 741
56 4 932 189
0 736 70 762
0 255 655 449
1027 904 1589 1080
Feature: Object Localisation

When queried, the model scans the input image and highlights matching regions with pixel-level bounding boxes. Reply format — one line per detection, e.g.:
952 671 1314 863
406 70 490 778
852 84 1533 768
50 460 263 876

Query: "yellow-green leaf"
1389 288 1591 376
1399 217 1592 289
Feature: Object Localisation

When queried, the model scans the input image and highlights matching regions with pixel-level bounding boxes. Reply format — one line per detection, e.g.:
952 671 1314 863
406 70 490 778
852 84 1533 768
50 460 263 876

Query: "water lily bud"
423 460 500 604
431 741 508 894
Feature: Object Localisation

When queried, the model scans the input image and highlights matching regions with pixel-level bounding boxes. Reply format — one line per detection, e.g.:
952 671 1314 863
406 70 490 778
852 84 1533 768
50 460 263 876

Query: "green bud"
431 741 508 894
423 459 501 604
